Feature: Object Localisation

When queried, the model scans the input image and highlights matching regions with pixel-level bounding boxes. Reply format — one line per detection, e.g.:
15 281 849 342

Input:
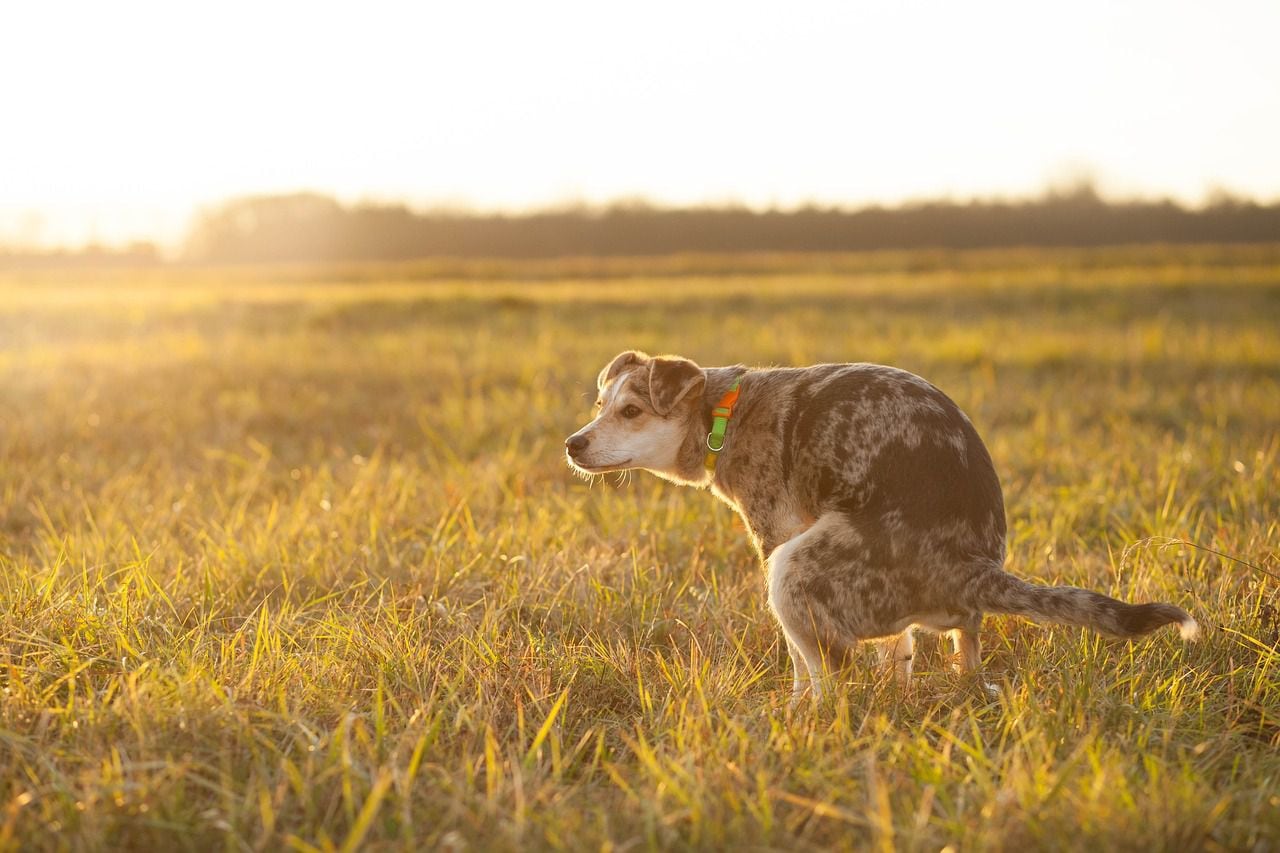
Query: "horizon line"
4 180 1279 255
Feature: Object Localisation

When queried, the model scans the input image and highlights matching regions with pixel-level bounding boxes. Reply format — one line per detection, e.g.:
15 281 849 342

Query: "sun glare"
2 0 1279 247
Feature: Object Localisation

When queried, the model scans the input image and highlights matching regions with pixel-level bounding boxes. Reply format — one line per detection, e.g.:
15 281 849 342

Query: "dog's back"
714 362 1006 570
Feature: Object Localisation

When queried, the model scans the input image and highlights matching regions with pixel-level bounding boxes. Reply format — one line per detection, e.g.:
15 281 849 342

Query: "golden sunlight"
2 0 1278 248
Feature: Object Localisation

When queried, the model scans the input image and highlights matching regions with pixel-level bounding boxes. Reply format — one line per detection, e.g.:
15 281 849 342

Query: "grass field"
1 247 1278 851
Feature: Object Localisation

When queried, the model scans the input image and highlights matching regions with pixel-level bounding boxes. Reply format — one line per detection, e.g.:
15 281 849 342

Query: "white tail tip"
1178 616 1200 641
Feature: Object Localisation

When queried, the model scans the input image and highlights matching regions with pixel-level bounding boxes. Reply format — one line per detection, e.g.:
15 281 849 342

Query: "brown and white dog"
565 351 1198 701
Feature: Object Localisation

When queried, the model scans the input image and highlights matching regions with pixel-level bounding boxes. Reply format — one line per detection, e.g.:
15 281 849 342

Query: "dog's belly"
848 606 972 640
892 612 966 634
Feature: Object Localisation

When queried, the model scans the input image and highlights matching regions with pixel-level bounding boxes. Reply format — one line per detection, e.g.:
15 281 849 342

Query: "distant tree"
0 241 160 269
185 193 346 262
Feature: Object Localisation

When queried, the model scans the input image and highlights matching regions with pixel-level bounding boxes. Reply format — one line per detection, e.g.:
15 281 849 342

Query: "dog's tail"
975 571 1199 640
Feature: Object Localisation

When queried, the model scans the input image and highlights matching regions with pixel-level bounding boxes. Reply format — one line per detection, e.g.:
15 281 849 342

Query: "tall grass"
1 247 1277 850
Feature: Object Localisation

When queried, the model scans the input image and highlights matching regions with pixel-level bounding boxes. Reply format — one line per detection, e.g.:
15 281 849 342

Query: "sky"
3 0 1279 249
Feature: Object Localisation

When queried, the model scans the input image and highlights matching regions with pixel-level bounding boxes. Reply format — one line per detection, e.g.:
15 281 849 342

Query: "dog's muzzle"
565 434 590 459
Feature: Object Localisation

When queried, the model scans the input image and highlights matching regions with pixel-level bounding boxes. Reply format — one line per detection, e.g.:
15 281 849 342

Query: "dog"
565 351 1198 701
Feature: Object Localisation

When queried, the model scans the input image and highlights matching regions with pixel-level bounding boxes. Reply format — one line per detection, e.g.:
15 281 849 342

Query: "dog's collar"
704 377 742 472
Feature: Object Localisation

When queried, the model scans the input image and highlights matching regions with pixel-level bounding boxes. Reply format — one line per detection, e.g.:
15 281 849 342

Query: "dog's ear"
648 356 705 416
598 350 647 390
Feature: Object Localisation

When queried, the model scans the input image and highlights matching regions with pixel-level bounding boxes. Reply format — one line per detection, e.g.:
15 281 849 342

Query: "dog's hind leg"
947 615 982 674
948 613 997 697
784 636 814 700
767 533 836 704
876 630 915 686
766 514 871 704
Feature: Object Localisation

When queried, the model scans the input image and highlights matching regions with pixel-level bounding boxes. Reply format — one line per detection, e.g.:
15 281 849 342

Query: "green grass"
1 246 1278 851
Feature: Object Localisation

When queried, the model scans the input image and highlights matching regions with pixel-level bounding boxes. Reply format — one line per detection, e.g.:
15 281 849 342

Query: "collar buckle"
704 378 742 471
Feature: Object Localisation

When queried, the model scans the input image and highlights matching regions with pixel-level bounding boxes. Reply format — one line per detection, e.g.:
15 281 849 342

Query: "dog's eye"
621 404 642 419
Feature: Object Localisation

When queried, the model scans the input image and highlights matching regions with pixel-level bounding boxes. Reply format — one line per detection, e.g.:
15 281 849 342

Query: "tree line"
3 186 1277 268
183 187 1280 263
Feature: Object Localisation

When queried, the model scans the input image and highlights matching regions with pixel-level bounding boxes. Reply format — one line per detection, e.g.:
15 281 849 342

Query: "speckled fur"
566 351 1199 701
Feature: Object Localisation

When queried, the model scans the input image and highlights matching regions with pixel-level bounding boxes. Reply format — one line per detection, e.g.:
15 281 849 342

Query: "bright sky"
3 0 1279 248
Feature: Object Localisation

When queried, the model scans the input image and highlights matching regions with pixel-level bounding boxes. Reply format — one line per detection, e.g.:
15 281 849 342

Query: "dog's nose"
565 434 590 457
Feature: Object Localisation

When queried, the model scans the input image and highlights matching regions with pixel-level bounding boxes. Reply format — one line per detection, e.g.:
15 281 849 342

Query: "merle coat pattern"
565 351 1198 701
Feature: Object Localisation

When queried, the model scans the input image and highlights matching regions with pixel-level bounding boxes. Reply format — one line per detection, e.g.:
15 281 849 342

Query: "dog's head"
565 350 705 479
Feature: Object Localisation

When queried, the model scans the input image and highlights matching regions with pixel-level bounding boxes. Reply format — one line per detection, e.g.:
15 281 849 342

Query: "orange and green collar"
704 378 742 472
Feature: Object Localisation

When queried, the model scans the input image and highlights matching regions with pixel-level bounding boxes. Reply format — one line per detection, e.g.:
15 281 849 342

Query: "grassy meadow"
1 246 1278 851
